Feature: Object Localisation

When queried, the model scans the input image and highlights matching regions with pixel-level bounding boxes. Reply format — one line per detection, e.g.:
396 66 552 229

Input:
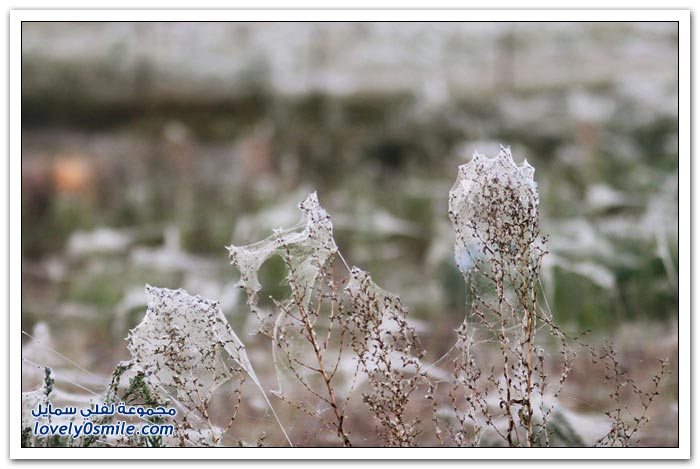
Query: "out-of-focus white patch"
67 227 132 257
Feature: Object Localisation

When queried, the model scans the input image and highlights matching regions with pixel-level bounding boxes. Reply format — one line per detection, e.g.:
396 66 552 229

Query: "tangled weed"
21 146 669 448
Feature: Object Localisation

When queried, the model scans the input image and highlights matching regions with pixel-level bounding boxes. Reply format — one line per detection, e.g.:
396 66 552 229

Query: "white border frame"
9 9 690 460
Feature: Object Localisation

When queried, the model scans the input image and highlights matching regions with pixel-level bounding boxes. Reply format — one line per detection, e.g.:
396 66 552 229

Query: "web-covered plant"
442 146 558 446
228 193 353 445
341 267 425 446
21 145 669 448
431 146 667 447
125 286 250 445
226 193 425 447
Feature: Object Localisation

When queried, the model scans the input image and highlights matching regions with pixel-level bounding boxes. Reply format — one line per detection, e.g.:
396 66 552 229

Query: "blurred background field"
21 22 678 446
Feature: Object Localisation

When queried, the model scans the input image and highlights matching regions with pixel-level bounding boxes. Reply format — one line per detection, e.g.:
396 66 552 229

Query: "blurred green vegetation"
21 24 678 340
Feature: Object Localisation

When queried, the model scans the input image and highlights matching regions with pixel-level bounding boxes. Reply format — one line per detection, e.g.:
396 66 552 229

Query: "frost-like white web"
227 192 338 332
127 286 251 400
448 145 539 274
127 285 293 445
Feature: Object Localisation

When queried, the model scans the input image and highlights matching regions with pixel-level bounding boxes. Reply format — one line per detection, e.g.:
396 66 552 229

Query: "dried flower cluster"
343 267 425 446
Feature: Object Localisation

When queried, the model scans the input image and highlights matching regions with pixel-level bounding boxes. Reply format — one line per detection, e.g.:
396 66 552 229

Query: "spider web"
448 145 540 274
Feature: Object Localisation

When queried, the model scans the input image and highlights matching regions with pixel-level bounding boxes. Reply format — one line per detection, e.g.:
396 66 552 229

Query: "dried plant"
341 267 425 446
127 149 672 447
594 341 669 447
126 286 252 445
227 193 354 446
444 146 548 446
430 145 669 448
130 289 232 397
227 193 426 447
21 145 670 448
